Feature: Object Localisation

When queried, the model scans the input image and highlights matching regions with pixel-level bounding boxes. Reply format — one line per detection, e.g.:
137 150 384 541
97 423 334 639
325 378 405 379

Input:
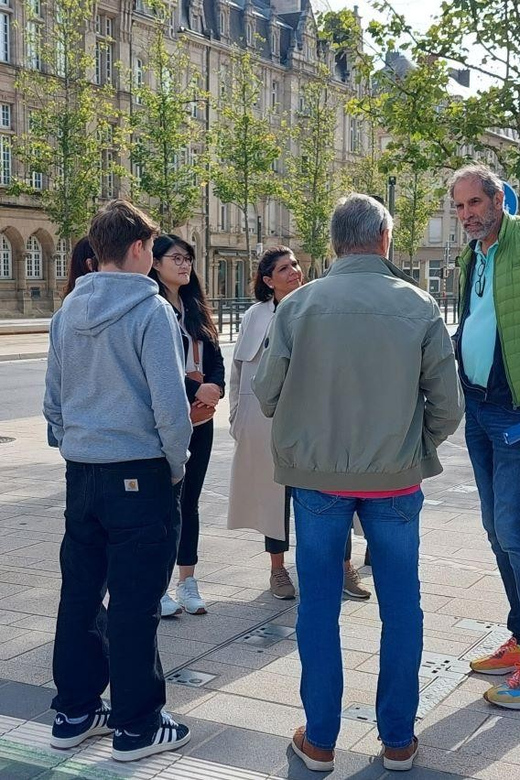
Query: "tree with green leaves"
210 45 281 283
393 167 438 267
10 0 124 250
130 27 206 232
336 0 520 178
283 65 349 278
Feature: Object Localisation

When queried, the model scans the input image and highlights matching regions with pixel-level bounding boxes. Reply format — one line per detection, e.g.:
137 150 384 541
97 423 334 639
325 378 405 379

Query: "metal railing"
431 293 460 325
208 297 254 342
208 292 460 343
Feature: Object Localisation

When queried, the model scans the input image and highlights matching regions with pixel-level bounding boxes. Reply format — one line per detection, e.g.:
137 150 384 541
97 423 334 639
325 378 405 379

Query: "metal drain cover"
455 618 507 633
165 668 216 688
236 623 295 648
419 652 468 680
0 437 14 444
342 704 377 724
417 676 463 718
461 628 512 662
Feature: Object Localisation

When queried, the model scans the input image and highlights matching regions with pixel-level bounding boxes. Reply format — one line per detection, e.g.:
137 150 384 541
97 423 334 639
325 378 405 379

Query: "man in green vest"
451 163 520 709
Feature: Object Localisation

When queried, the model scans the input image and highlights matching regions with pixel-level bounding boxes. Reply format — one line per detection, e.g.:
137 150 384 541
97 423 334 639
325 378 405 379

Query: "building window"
31 171 42 189
100 149 114 198
428 217 442 244
246 22 252 45
0 134 11 185
0 10 9 63
55 238 67 279
220 11 227 36
272 29 279 57
349 117 360 152
0 103 10 128
94 14 114 86
26 20 42 70
219 65 228 98
168 8 175 38
26 235 43 278
0 233 12 278
403 260 420 282
271 80 279 110
134 57 144 104
220 202 228 231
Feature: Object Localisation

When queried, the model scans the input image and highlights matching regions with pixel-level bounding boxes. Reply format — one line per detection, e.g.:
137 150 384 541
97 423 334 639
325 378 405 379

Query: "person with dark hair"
150 234 225 617
44 200 192 762
63 237 98 297
227 247 302 599
47 237 98 449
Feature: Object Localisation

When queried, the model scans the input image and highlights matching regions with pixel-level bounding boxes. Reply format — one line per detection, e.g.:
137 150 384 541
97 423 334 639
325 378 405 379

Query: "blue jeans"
465 397 520 640
293 487 424 750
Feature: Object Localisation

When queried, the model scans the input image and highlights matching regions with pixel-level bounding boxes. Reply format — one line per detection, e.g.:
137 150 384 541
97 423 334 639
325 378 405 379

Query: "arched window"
26 234 42 278
0 232 12 278
55 238 67 279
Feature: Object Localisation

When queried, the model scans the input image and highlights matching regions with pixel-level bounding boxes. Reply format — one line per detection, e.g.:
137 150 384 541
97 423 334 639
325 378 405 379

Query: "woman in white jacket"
228 247 303 598
228 246 371 601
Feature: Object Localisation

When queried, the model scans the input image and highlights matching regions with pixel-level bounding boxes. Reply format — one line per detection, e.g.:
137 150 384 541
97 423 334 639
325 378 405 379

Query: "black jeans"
177 420 213 567
52 458 181 733
265 488 353 560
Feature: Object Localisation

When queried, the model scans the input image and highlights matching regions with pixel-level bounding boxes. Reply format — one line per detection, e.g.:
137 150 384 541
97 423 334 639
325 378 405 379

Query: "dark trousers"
52 458 182 733
265 488 353 560
177 420 214 567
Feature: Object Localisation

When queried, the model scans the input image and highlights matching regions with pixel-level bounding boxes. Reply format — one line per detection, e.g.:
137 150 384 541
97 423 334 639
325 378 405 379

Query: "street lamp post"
388 176 396 265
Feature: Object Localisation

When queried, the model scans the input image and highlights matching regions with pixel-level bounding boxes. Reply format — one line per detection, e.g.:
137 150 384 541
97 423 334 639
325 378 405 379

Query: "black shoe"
364 547 371 567
112 712 191 762
50 703 113 749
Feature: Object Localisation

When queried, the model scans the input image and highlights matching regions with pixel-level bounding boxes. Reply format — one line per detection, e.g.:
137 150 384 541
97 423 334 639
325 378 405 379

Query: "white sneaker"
160 592 182 618
176 577 207 615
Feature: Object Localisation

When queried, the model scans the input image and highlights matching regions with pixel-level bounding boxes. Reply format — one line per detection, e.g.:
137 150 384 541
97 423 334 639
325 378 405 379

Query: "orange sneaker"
470 636 520 675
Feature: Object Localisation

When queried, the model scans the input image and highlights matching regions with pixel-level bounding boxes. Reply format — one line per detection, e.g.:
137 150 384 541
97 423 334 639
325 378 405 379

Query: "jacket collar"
328 254 416 285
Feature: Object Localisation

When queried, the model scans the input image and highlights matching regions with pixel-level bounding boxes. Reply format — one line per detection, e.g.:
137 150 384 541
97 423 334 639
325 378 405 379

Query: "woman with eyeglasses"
150 234 225 617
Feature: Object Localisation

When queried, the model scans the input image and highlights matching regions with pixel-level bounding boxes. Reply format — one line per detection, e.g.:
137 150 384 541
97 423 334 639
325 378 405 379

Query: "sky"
319 0 442 32
314 0 492 94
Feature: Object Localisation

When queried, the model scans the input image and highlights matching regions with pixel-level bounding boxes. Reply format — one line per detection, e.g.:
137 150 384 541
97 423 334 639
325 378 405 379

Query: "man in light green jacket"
253 194 464 773
450 164 520 709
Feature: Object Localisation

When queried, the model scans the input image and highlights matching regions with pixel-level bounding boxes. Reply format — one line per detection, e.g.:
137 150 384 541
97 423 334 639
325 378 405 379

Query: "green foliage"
351 0 520 179
283 65 347 276
130 30 206 232
210 45 281 280
11 0 125 244
393 168 439 264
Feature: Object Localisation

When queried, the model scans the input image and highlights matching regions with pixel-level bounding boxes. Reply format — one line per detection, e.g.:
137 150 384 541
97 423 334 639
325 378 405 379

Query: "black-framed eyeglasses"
474 255 486 298
162 253 193 266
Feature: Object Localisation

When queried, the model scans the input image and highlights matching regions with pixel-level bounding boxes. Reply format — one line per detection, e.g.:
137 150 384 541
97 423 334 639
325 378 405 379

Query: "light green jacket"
253 254 464 492
458 211 520 407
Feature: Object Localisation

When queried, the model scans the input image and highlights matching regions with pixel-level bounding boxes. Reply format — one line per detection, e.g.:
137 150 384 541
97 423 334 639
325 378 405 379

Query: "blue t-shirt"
461 241 498 388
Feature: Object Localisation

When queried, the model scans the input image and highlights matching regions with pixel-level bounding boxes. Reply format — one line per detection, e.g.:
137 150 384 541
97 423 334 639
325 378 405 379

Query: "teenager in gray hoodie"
43 200 193 763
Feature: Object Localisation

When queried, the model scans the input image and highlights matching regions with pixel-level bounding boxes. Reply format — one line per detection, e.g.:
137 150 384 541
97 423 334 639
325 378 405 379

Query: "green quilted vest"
458 211 520 407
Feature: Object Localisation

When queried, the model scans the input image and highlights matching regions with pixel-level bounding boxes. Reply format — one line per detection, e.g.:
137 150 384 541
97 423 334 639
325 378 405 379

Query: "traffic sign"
503 181 518 215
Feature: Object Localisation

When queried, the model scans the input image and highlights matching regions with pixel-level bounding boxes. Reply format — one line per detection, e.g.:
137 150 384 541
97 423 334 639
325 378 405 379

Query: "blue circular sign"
503 181 518 215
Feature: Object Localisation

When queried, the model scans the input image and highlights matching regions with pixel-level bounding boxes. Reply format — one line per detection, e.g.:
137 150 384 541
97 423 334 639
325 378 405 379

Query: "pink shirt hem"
323 485 421 499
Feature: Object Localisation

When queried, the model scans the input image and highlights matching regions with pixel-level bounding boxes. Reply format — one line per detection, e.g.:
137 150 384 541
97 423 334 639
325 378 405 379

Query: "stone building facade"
0 0 363 316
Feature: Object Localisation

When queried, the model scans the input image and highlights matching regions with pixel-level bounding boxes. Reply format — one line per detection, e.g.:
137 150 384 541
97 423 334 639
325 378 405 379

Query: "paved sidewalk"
0 354 517 779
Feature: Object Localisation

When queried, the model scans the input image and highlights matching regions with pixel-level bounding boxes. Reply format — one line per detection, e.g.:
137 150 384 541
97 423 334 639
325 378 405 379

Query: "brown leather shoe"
382 736 419 771
291 726 334 772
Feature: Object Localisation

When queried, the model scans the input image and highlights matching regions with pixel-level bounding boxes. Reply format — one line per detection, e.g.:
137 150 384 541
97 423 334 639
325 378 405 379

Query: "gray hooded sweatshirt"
43 272 192 482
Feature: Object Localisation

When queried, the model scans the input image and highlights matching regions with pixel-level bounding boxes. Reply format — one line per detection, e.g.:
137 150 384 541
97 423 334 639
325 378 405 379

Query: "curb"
0 352 47 362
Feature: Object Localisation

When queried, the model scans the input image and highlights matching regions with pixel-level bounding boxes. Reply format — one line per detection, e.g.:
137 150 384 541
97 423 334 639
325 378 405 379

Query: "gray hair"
331 194 393 256
449 164 503 200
